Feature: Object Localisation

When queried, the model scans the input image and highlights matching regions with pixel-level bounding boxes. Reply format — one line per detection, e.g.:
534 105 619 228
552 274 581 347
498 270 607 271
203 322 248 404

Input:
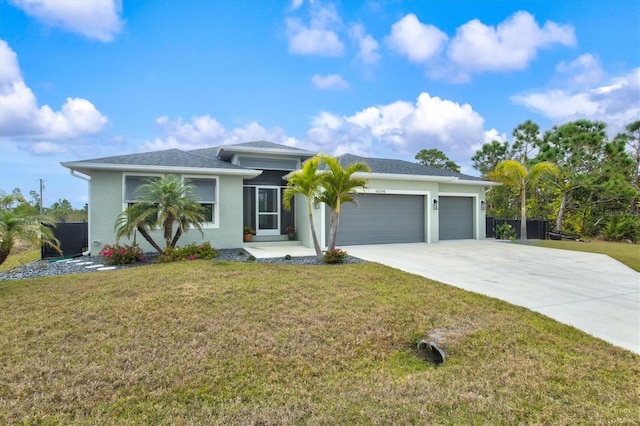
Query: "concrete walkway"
246 240 640 353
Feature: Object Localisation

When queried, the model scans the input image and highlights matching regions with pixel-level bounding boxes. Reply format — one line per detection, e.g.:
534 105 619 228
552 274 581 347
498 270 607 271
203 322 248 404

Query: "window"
124 175 160 204
125 176 147 203
187 178 217 223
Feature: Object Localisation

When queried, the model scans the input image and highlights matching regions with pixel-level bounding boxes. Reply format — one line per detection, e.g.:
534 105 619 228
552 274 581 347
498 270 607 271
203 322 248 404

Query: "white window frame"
183 175 219 229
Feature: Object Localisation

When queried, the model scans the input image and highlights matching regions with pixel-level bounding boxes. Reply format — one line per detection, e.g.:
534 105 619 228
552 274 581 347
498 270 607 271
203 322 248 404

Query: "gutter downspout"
69 170 92 256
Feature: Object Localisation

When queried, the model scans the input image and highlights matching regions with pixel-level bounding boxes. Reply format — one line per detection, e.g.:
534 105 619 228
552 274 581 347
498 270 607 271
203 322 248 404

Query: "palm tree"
283 157 324 261
488 160 558 240
316 155 370 251
0 209 60 266
115 175 205 253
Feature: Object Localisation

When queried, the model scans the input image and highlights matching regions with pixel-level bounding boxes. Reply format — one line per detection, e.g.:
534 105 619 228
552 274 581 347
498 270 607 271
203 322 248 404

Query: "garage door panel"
328 194 425 245
439 196 473 240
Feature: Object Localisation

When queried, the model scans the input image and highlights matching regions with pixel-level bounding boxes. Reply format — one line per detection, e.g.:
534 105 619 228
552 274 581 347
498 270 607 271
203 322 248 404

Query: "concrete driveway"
343 240 640 353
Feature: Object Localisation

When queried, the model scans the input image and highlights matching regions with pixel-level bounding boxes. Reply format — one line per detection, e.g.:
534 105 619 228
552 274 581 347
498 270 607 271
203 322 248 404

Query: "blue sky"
1 0 638 208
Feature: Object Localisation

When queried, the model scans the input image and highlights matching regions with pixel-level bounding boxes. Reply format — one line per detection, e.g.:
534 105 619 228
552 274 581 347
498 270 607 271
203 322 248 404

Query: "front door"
256 186 280 236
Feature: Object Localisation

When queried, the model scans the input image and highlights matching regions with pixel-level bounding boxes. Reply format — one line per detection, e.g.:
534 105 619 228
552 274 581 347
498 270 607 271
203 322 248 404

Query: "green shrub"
284 254 292 260
495 223 516 240
99 244 145 266
602 215 640 242
323 248 348 264
158 242 218 263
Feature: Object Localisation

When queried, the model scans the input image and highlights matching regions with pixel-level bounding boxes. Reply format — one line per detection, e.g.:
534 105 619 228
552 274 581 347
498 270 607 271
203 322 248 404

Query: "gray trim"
238 157 298 170
215 141 317 161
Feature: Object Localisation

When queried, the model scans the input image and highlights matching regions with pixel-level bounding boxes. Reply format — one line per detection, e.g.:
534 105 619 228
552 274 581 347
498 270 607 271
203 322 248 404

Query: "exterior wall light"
433 199 438 210
481 200 486 210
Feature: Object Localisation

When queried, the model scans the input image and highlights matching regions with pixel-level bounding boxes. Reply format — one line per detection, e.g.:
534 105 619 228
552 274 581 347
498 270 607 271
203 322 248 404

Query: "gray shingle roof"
329 154 486 181
64 149 246 169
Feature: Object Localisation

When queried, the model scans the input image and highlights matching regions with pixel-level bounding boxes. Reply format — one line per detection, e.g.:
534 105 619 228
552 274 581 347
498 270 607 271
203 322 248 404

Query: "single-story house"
61 141 498 253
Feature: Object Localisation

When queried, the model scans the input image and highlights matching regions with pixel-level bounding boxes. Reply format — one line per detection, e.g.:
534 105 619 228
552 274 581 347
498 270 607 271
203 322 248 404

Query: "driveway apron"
344 240 640 353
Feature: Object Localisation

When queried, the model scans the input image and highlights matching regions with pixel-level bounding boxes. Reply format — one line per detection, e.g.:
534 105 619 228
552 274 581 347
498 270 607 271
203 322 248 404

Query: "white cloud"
512 68 640 134
144 115 303 152
556 54 604 87
29 141 68 155
385 14 448 63
447 11 576 73
349 23 380 65
311 74 349 90
285 3 344 57
306 92 487 161
290 0 304 11
0 40 108 148
9 0 124 42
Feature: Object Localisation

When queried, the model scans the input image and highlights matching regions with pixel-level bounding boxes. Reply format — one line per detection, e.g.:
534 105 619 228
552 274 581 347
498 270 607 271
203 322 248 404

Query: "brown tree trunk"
520 183 528 240
307 199 324 261
0 246 10 266
556 193 567 232
137 225 163 253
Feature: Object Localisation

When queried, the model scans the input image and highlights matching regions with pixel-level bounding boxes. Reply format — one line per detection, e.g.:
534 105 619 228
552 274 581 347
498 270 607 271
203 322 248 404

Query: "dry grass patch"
1 261 638 424
0 246 39 272
537 239 640 272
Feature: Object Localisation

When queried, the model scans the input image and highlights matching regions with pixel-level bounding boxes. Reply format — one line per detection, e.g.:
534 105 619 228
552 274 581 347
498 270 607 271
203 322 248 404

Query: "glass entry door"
256 186 280 236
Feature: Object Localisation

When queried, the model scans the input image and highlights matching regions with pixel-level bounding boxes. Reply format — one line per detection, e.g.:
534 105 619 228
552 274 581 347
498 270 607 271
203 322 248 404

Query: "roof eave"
353 172 456 182
357 172 497 185
60 162 263 178
219 146 317 159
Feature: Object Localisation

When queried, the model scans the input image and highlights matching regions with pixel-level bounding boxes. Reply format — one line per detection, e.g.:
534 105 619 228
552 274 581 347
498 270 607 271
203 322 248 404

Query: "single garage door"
439 196 473 240
327 194 425 245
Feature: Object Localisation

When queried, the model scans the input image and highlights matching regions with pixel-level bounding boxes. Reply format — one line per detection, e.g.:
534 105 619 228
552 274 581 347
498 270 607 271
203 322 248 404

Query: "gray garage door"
439 196 474 240
327 194 425 245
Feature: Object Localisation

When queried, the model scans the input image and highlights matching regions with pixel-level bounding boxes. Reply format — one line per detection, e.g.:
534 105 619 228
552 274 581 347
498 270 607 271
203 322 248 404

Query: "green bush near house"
495 223 516 240
157 242 218 263
323 248 348 264
99 243 145 266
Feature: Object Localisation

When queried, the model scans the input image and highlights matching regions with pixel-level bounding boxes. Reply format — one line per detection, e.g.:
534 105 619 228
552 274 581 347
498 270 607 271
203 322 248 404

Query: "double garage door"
326 194 474 245
328 194 425 246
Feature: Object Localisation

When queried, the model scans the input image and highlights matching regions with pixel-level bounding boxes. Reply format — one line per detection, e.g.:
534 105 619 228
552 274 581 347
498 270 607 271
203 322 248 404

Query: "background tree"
539 120 625 232
1 190 26 210
115 175 205 254
471 140 511 176
283 157 324 261
316 155 370 251
511 120 542 164
415 148 460 173
488 160 557 240
619 120 640 213
471 140 519 218
47 199 87 222
48 199 73 222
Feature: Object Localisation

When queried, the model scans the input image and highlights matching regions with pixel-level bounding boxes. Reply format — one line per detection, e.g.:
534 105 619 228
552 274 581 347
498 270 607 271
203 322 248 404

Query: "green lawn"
0 248 40 272
1 260 638 424
536 239 640 272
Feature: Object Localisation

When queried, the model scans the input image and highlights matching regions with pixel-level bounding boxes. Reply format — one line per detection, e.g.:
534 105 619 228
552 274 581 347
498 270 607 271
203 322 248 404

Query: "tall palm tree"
115 175 205 253
316 155 370 251
0 209 60 266
488 160 558 240
283 157 324 261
